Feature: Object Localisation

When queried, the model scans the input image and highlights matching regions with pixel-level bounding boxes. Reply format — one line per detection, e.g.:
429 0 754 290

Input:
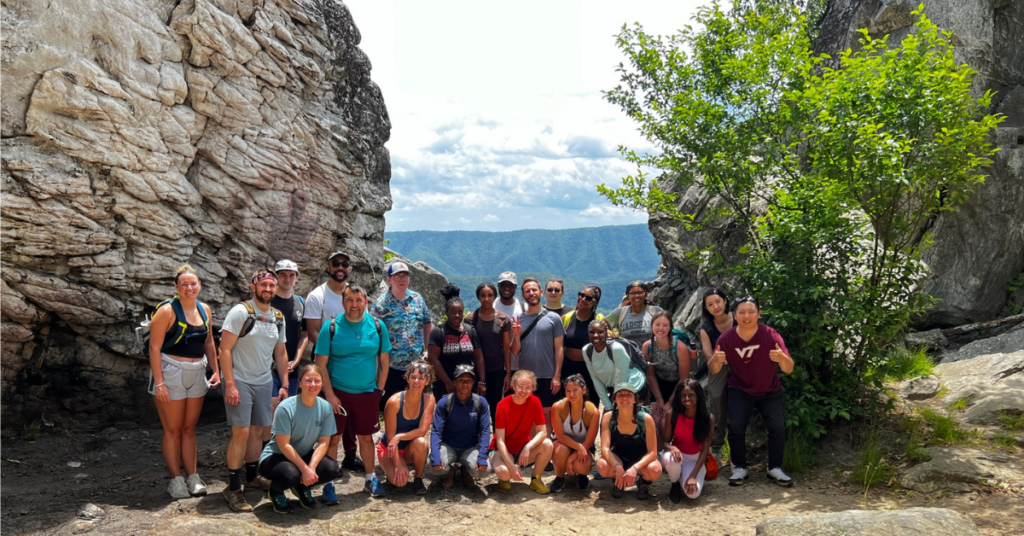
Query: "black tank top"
564 313 595 351
163 319 208 358
382 392 424 450
610 413 648 462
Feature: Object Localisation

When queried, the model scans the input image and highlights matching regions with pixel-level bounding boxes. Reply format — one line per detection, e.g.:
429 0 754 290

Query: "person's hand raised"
769 343 786 363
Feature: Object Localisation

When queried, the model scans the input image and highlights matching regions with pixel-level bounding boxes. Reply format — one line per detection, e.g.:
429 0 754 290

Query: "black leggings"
259 451 341 495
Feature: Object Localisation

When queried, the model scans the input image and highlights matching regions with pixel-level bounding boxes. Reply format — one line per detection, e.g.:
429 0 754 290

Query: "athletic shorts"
333 388 381 437
272 372 298 397
148 354 209 400
375 441 406 462
535 378 560 407
224 379 273 427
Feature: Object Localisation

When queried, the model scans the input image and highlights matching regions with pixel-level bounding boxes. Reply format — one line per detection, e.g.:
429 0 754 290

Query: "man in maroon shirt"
709 296 795 487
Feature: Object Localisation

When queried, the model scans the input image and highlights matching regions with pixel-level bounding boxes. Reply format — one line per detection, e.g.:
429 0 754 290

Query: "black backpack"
238 300 284 338
587 337 649 373
135 296 209 357
444 392 486 419
328 314 384 357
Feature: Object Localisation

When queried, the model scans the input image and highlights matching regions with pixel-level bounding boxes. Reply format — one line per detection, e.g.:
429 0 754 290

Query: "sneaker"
267 490 292 514
497 479 512 491
729 466 749 486
549 476 565 494
592 469 606 480
222 487 253 512
668 481 682 504
529 476 550 495
441 469 455 489
320 482 339 506
245 475 271 491
576 474 590 490
611 485 624 499
767 467 793 487
545 461 554 472
185 473 207 496
364 475 385 498
167 476 189 500
292 486 317 509
412 477 427 495
342 455 364 473
636 477 651 501
461 468 477 488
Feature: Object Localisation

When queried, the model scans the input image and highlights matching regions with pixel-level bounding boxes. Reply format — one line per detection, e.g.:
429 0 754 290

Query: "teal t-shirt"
259 396 337 463
314 314 393 393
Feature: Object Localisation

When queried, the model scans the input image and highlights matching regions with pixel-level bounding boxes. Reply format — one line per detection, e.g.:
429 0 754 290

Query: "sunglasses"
628 290 646 296
577 293 596 302
331 260 351 268
546 287 562 293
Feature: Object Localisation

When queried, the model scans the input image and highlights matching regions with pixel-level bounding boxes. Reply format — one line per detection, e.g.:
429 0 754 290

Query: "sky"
342 0 707 232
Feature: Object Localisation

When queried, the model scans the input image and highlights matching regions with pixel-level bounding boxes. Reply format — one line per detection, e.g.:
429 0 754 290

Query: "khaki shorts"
148 354 209 400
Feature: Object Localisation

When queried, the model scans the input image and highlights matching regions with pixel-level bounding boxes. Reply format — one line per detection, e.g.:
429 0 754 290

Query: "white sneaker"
167 476 189 499
728 466 749 486
185 473 207 496
767 467 793 486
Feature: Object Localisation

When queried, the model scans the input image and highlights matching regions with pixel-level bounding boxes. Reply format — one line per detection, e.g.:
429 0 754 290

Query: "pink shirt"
717 323 788 396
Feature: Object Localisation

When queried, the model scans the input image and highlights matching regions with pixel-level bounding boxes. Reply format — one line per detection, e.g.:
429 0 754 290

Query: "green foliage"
948 397 970 411
21 420 41 441
783 430 815 474
920 408 965 444
383 239 395 262
867 347 934 382
993 432 1018 450
899 415 931 462
602 1 1002 439
998 410 1024 431
850 429 892 489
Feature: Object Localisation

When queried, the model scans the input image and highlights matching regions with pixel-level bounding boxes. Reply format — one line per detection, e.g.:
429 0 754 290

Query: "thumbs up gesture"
712 345 726 365
769 343 785 363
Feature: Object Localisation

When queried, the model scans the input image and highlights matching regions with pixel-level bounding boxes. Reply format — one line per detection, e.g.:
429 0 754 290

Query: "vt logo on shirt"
734 345 761 363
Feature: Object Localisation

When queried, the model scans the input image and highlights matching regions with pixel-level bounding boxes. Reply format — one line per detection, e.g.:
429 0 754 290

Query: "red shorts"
333 388 382 437
375 441 407 461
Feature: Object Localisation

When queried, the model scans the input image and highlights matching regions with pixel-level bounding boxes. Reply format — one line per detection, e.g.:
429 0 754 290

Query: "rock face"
899 447 1020 493
0 0 391 426
934 350 1024 425
755 507 981 536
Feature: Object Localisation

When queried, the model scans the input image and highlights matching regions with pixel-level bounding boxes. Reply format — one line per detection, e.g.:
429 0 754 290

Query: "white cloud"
579 203 641 219
483 214 500 222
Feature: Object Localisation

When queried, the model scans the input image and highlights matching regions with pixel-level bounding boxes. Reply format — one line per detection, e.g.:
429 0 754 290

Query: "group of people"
148 256 796 514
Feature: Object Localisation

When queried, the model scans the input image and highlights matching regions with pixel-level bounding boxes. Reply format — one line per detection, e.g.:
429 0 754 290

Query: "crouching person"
430 364 491 489
258 365 340 513
379 360 435 495
488 370 553 494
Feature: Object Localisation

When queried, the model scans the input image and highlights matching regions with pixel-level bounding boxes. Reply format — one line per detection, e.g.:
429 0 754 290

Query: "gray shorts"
224 379 273 427
431 443 487 477
148 354 209 400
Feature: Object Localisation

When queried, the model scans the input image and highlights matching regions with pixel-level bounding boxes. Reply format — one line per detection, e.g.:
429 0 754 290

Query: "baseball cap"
453 363 476 380
388 262 411 276
613 382 637 394
326 251 349 262
274 259 299 273
498 271 518 285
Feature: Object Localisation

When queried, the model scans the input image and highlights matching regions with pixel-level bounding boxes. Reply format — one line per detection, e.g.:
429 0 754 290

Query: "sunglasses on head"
331 260 350 268
546 287 562 293
577 293 596 302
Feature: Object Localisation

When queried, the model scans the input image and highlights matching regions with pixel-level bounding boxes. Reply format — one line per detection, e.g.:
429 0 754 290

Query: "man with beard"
303 251 363 484
513 277 565 435
495 271 524 321
219 268 290 512
372 262 432 412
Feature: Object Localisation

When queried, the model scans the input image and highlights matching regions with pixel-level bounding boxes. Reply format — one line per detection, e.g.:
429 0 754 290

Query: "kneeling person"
259 365 340 513
430 364 491 489
379 360 435 495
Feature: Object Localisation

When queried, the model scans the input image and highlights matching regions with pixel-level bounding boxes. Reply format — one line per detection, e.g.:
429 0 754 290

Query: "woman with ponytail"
427 284 486 398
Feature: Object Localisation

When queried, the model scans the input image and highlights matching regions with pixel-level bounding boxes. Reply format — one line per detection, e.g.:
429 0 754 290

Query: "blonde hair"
511 369 537 391
174 265 199 284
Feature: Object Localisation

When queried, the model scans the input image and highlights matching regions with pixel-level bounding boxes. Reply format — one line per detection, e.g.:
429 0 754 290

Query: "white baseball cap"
274 259 299 273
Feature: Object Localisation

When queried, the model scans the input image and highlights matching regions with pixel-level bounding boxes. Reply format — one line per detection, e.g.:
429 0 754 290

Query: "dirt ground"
1 422 1022 536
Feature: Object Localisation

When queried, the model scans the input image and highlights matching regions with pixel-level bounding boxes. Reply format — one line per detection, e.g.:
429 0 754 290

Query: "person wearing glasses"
488 369 553 494
561 285 604 404
372 262 434 412
605 281 664 347
543 278 573 316
303 251 361 485
709 295 795 487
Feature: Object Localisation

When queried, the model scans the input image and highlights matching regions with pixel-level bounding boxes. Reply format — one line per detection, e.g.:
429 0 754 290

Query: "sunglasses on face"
546 287 562 293
331 260 350 268
628 290 645 296
577 293 596 302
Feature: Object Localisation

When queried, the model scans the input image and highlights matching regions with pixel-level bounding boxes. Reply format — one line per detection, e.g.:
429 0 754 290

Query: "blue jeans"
726 388 786 470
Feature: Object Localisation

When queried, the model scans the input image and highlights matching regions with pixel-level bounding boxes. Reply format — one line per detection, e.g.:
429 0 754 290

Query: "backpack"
587 337 649 373
328 314 384 357
647 329 695 365
239 300 285 337
135 296 209 357
444 392 486 420
609 404 652 438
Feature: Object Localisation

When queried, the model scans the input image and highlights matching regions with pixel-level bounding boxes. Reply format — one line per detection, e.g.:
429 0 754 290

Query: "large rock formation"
0 0 391 426
650 0 1024 331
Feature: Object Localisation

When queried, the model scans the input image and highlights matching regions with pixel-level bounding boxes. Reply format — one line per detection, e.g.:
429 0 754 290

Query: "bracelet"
479 382 487 386
155 383 165 388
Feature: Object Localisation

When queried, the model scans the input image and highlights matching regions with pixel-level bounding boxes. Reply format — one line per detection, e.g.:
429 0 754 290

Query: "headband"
254 273 277 284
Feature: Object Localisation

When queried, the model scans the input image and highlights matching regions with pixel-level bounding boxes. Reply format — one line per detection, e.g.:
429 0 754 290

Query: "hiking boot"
529 476 550 495
185 473 207 496
611 485 624 499
412 477 427 495
669 481 683 504
342 455 364 473
245 475 271 491
729 466 749 486
461 468 477 488
636 477 651 500
167 476 189 500
267 490 292 514
222 487 252 512
497 479 512 491
576 474 590 490
364 475 385 498
292 486 317 509
320 482 339 506
549 476 565 494
441 469 455 489
767 467 793 487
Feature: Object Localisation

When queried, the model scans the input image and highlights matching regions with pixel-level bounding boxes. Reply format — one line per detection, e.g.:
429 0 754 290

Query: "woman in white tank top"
549 374 600 493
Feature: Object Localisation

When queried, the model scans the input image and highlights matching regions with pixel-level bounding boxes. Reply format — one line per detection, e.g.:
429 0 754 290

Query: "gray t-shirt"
516 310 565 379
222 301 287 385
259 396 336 463
607 305 664 347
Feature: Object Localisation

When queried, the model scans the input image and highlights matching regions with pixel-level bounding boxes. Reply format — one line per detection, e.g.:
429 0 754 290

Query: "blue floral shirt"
371 290 431 370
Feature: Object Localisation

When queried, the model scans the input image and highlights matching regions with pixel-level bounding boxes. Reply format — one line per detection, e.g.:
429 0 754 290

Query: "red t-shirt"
671 414 703 455
489 394 546 454
717 324 788 396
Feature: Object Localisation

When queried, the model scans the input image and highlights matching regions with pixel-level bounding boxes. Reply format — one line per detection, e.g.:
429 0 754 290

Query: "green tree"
601 2 1002 437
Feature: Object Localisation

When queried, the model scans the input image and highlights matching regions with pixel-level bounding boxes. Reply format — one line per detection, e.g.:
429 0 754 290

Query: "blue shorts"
272 372 298 397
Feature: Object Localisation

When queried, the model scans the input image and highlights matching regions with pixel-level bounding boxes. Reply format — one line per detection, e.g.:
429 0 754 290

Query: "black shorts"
535 378 560 407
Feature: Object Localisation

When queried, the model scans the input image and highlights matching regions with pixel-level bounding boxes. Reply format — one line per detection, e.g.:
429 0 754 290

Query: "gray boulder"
940 324 1024 363
898 375 942 401
905 329 949 352
899 447 1017 493
755 507 980 536
934 351 1024 419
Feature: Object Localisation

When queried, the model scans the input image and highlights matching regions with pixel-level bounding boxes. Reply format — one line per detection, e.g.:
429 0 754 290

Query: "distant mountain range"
384 224 661 313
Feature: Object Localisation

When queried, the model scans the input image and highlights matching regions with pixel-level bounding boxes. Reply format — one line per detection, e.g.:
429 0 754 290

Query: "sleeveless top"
671 413 703 455
559 401 594 444
163 317 208 359
383 391 424 450
700 317 737 348
610 413 648 462
564 312 598 351
648 340 678 381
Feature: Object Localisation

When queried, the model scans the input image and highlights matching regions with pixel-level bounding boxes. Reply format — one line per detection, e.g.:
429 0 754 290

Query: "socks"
228 468 242 491
245 462 258 483
365 474 373 482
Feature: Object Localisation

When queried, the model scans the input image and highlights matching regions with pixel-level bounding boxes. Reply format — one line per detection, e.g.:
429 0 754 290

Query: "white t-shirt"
304 283 345 323
494 298 524 321
222 301 287 385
